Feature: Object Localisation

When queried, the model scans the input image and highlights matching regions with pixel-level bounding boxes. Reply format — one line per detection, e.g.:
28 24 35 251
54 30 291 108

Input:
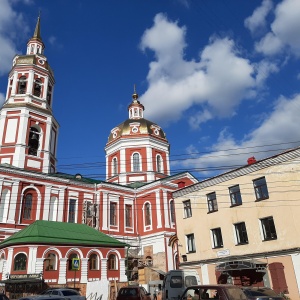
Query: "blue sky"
0 0 300 181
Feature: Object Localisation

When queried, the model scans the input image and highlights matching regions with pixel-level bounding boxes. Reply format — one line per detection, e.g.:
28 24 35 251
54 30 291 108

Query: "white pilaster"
102 193 108 230
28 247 38 273
42 185 52 220
58 258 68 284
81 258 89 283
57 187 66 222
156 190 162 229
7 180 20 223
119 258 127 282
101 259 107 280
163 189 170 228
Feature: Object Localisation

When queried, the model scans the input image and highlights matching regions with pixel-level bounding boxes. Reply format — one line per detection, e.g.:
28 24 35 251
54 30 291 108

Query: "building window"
14 253 27 271
110 202 117 226
125 204 132 227
229 185 242 206
68 199 76 223
45 253 56 271
33 78 42 97
253 177 269 200
234 222 248 245
23 193 32 220
28 127 40 156
144 202 151 226
183 200 192 218
47 85 52 105
112 157 118 176
18 76 27 94
186 234 196 253
132 153 140 172
261 216 277 240
89 254 98 270
207 192 218 212
108 254 117 270
68 253 78 270
211 228 223 248
156 155 162 173
170 200 175 223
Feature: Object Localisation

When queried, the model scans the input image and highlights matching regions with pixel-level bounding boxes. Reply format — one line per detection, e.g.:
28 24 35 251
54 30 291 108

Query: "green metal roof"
0 220 128 249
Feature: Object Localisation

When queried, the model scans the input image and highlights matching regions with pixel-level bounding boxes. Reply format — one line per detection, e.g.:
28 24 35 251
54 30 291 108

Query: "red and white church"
0 17 197 297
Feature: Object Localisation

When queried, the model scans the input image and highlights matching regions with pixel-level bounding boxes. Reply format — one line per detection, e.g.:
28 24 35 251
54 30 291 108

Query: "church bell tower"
0 16 59 173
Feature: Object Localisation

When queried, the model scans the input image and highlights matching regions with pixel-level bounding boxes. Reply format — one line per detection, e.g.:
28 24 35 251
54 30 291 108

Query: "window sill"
263 237 277 241
187 251 196 254
230 203 242 208
255 197 269 202
207 210 218 214
235 242 248 246
212 246 223 249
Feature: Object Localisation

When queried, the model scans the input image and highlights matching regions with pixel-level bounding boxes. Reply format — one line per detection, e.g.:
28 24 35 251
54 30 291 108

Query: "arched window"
112 157 118 176
45 253 57 271
170 200 175 223
22 193 32 220
156 155 162 173
14 253 27 271
108 254 117 270
49 196 58 221
18 76 27 94
132 153 140 172
33 79 42 97
145 203 151 226
89 253 98 270
28 127 40 156
68 253 78 270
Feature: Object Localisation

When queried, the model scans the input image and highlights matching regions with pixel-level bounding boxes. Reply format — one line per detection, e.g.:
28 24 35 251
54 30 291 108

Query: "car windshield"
245 289 278 297
61 291 80 296
119 288 138 296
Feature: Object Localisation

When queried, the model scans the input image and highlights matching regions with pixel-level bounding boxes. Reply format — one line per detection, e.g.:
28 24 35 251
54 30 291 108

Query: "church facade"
0 17 198 295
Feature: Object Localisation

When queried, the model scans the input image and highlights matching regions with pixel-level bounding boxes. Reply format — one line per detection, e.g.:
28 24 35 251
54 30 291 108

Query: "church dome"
107 88 167 144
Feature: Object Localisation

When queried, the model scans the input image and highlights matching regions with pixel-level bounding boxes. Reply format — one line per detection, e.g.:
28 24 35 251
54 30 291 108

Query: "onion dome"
107 87 167 144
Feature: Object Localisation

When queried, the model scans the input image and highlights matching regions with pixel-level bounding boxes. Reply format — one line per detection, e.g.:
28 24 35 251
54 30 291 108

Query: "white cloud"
244 0 273 35
139 14 256 127
178 93 300 175
255 0 300 56
254 59 279 87
0 0 30 76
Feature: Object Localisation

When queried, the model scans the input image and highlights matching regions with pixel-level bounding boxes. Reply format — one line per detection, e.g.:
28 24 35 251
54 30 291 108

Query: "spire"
33 13 42 40
132 84 139 102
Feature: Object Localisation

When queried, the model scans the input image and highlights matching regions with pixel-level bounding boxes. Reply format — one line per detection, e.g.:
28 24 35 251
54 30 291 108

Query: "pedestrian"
153 285 157 300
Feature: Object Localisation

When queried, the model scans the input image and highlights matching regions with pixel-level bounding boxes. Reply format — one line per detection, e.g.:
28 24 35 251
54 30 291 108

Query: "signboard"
9 274 41 280
217 249 230 257
72 258 80 270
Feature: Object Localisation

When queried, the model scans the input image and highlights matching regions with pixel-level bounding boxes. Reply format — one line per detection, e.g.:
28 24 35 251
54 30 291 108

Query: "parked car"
18 296 66 300
242 287 285 300
0 294 9 300
40 288 86 300
179 284 247 300
116 286 151 300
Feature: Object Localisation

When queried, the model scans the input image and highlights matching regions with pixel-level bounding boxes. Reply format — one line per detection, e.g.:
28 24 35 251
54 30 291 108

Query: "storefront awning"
216 260 267 272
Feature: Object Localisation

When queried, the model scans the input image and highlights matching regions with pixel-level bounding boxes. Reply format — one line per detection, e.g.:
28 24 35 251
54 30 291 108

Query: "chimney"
247 157 256 165
178 181 186 188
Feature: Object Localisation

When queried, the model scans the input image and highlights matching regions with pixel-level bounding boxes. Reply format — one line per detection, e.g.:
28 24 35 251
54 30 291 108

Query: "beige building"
173 147 300 300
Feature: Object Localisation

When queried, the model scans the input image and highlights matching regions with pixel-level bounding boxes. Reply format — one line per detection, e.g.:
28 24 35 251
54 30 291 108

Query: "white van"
161 270 201 300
